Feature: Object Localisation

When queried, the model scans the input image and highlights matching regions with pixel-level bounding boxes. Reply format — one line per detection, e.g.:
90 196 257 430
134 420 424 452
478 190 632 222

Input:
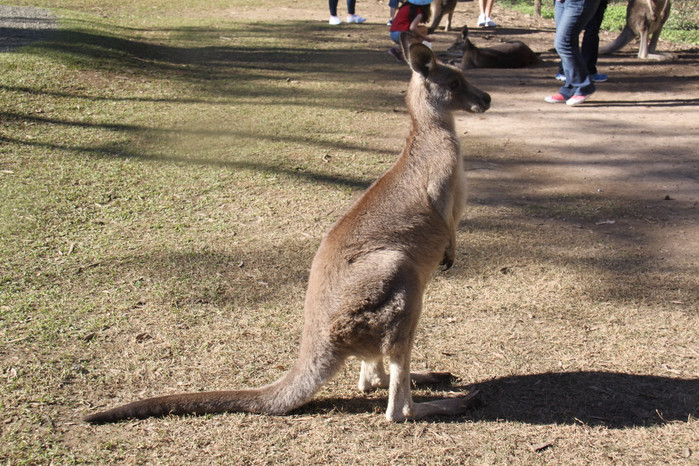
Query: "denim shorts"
390 30 402 43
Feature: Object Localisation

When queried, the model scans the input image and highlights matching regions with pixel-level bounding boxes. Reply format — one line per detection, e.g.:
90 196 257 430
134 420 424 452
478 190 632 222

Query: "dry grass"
1 0 697 464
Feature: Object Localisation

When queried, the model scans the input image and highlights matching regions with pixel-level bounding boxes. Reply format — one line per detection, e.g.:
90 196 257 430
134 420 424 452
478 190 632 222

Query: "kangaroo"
83 33 490 424
600 0 672 60
456 25 540 69
428 0 458 33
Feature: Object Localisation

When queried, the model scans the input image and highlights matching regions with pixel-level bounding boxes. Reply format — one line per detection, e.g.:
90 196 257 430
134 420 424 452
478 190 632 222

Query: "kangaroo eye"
448 80 460 91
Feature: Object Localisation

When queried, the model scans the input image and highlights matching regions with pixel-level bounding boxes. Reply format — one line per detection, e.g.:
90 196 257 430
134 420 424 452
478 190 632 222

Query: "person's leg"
329 0 338 17
388 0 399 22
555 0 565 78
478 0 496 27
477 0 485 25
346 0 366 23
484 0 494 17
581 0 607 75
554 0 599 98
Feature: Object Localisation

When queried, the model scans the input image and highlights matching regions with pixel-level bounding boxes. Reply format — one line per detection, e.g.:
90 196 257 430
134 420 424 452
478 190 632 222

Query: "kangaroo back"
459 26 540 69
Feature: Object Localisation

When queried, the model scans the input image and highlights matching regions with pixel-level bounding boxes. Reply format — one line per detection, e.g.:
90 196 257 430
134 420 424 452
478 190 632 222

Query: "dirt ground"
236 0 699 268
3 1 697 462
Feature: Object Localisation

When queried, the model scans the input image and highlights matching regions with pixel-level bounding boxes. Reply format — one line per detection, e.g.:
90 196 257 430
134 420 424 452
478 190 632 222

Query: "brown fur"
428 0 458 33
83 33 490 424
455 26 540 69
601 0 672 59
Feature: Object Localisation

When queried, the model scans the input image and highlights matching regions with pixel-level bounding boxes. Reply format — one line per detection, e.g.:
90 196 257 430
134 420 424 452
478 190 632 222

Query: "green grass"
1 1 698 463
499 0 699 45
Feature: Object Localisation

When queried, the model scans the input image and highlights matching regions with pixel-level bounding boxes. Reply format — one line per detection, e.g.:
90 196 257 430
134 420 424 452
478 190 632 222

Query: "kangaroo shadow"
302 371 698 428
466 371 698 428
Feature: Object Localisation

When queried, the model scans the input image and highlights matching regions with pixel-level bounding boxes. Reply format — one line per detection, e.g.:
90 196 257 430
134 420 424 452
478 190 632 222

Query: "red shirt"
390 3 428 33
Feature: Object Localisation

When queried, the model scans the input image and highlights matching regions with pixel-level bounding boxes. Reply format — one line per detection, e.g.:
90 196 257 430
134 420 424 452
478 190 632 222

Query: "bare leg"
478 0 494 17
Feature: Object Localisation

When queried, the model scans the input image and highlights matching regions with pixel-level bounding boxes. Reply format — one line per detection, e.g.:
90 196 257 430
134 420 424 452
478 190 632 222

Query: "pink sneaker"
544 93 567 103
566 94 593 106
388 47 404 62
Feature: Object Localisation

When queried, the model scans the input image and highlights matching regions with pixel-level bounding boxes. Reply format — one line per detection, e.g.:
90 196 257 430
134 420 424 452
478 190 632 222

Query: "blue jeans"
329 0 356 16
554 0 600 98
557 0 608 75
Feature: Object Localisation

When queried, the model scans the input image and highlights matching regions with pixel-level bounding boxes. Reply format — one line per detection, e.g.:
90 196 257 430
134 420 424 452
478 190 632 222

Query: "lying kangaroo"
601 0 672 59
84 33 490 424
455 25 540 69
428 0 457 34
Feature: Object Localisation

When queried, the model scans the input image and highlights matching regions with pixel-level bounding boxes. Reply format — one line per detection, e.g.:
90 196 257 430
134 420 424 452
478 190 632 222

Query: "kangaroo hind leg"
358 357 389 392
359 357 453 393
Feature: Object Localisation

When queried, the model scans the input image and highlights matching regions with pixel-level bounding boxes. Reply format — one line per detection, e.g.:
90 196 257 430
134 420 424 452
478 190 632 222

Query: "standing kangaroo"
456 25 540 69
84 33 490 424
428 0 458 33
601 0 672 59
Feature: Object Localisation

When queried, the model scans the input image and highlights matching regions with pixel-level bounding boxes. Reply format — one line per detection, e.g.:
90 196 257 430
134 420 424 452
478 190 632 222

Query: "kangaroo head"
400 33 490 114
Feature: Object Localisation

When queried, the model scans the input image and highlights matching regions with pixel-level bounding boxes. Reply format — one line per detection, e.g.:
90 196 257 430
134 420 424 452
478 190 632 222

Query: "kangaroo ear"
461 25 469 40
399 32 416 58
399 32 436 78
407 43 435 78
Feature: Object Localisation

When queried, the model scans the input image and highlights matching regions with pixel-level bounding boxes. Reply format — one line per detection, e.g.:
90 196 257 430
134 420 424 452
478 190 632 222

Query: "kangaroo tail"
600 26 636 54
84 349 342 423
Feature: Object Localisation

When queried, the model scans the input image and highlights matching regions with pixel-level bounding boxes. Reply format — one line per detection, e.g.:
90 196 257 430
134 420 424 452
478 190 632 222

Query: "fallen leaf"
135 333 152 343
530 441 553 452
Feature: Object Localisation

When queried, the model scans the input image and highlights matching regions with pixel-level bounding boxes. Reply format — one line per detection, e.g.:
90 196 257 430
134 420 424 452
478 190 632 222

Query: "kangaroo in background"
601 0 671 59
428 0 458 33
84 32 490 424
454 25 540 69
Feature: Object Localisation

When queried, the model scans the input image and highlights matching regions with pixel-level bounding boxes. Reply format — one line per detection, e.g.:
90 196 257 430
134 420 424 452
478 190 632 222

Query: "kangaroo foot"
410 371 457 386
646 52 672 61
411 390 480 419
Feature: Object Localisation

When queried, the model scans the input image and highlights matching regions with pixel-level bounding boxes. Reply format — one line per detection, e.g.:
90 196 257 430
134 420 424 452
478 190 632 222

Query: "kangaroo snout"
467 87 491 113
472 91 491 113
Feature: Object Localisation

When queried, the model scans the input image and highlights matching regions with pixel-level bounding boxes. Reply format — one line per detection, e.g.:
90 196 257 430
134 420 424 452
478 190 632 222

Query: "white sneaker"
484 16 497 27
347 14 366 23
477 13 486 27
329 15 342 25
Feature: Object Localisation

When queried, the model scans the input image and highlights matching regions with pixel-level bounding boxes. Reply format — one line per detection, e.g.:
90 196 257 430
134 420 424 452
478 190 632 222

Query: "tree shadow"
584 98 699 107
300 371 698 428
17 21 403 87
0 6 57 52
470 26 555 38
